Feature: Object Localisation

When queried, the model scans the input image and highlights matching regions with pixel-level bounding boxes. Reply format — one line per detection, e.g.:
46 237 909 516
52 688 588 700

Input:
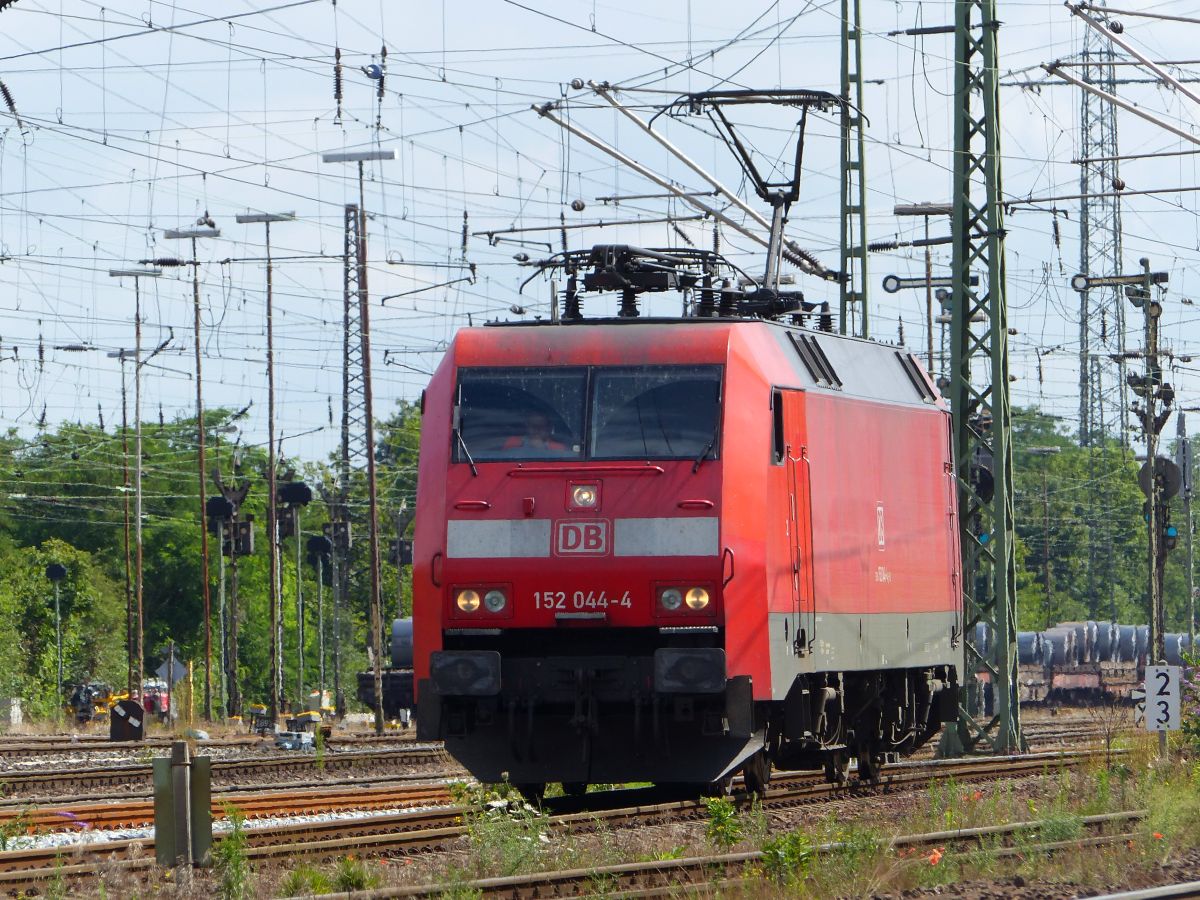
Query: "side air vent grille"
788 333 843 389
895 351 937 402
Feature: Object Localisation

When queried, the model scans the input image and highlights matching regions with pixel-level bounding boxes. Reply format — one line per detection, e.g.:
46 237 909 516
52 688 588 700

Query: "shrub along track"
0 749 1116 894
378 809 1145 898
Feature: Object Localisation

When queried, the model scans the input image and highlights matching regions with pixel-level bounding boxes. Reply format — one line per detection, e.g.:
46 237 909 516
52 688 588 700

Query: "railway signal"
45 563 67 703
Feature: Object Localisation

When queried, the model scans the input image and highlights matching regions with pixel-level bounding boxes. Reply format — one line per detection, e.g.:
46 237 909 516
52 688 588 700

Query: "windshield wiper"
692 428 718 474
455 428 479 477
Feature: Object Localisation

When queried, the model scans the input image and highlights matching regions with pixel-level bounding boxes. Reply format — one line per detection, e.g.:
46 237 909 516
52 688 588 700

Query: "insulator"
461 211 468 256
671 222 694 246
712 224 721 255
334 47 344 120
0 78 22 130
868 239 899 252
1052 217 1061 249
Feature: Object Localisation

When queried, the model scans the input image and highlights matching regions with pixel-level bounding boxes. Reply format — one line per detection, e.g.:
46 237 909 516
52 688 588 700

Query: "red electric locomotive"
413 246 961 796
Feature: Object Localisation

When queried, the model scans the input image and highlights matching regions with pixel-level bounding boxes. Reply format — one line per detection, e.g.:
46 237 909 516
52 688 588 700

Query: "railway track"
0 746 449 797
0 749 1116 894
378 809 1145 898
0 731 417 756
0 768 467 813
0 780 456 833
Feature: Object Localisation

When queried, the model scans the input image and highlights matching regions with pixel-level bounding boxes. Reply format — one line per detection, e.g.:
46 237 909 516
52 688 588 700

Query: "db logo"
555 520 609 555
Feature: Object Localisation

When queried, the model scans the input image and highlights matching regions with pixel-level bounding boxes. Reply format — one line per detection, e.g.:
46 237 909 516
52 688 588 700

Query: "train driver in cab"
503 409 566 454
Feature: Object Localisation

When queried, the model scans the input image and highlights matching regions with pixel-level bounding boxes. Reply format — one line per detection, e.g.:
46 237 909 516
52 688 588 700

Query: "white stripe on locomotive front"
445 516 719 558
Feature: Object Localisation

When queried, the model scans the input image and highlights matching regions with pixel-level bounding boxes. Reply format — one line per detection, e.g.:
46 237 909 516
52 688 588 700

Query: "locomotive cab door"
780 390 816 657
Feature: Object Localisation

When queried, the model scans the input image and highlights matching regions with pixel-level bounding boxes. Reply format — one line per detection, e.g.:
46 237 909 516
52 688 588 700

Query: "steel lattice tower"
1078 1 1127 447
1077 5 1127 623
839 0 869 338
941 0 1023 756
342 203 368 485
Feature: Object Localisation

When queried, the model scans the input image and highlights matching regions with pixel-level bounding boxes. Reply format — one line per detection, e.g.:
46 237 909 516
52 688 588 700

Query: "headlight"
483 589 507 612
660 587 683 611
571 484 598 507
685 587 710 610
455 589 481 612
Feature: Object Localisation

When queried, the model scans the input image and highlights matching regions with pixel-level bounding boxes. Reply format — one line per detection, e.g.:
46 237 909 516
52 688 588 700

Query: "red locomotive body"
414 317 960 792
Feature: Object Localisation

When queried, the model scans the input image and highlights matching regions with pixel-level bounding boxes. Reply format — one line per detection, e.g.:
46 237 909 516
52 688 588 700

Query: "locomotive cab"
413 316 961 796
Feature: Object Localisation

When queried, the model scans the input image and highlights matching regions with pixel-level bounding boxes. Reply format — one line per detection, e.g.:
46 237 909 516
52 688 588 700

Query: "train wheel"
562 782 588 798
742 752 771 797
823 750 851 785
700 776 734 797
856 750 884 785
514 783 546 805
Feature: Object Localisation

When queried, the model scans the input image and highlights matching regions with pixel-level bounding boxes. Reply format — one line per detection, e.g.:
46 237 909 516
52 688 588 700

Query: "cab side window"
772 390 785 464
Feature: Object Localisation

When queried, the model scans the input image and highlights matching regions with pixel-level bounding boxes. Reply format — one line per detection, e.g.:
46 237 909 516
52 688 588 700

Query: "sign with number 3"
1143 666 1181 732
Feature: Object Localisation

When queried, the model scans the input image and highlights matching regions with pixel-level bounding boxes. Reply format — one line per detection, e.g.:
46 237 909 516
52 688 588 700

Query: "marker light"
571 484 599 507
456 589 481 612
685 587 710 610
483 589 507 612
659 588 683 611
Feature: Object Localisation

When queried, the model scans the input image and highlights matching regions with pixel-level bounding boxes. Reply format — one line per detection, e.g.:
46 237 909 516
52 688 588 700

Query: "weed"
0 806 31 850
280 863 332 896
742 796 770 845
1143 761 1200 849
46 852 66 900
314 724 325 772
436 886 483 900
213 804 251 900
760 830 813 883
702 796 741 850
637 845 687 862
586 870 621 897
1038 811 1084 843
462 794 549 877
332 855 381 891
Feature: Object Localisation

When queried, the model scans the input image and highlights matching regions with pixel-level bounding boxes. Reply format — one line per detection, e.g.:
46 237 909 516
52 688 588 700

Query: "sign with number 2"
1143 666 1181 732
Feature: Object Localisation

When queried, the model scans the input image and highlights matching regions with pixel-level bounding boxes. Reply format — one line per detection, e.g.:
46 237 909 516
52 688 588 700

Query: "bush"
280 864 332 896
1181 651 1200 753
214 805 251 900
702 796 741 851
332 855 381 891
761 830 813 883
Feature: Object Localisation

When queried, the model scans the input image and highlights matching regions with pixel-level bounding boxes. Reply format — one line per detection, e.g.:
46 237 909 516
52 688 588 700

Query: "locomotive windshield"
455 365 722 463
456 368 587 460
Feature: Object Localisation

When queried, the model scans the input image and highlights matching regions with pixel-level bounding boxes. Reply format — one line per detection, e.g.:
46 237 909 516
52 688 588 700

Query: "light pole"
234 211 294 722
322 147 395 734
892 203 953 376
306 535 332 702
1026 447 1061 629
45 563 67 703
278 480 313 709
209 422 238 716
109 266 163 700
161 224 221 722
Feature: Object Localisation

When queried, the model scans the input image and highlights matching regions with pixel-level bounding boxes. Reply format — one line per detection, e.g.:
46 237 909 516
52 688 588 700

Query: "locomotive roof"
452 317 944 410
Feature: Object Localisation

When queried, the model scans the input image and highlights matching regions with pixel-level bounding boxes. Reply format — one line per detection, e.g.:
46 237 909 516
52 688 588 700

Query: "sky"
2 0 1200 468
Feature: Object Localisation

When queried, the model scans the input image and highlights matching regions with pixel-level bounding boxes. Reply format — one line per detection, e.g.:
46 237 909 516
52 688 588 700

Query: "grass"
206 722 1200 899
213 804 251 900
279 863 332 896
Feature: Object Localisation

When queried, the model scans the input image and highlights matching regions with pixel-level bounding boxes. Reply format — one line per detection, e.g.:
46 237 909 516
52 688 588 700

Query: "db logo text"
555 520 609 556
